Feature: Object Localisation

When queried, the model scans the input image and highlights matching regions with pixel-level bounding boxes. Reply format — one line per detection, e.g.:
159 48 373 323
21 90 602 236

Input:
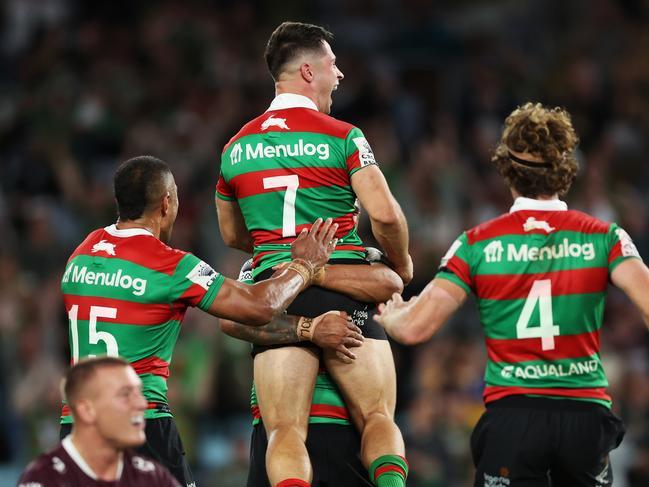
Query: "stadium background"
1 0 649 485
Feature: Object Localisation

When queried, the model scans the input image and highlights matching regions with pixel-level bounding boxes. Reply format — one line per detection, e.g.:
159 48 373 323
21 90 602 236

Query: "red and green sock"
368 455 409 487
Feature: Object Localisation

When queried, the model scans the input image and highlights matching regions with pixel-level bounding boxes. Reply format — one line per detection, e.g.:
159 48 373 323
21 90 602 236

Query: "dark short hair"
114 156 172 221
264 21 334 81
491 103 580 198
63 356 130 414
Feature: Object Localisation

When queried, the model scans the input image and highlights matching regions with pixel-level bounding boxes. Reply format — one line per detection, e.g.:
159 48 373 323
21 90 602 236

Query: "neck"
70 429 122 481
275 82 319 110
511 190 559 201
116 216 160 239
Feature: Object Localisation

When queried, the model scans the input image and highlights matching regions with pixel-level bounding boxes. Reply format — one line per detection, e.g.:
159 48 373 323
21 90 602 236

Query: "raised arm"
215 196 254 253
375 278 467 345
351 166 412 284
208 219 338 325
611 258 649 329
220 312 364 361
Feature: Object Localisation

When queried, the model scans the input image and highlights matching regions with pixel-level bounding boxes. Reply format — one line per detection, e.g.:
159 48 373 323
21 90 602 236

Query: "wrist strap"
286 261 313 290
312 265 326 286
297 316 320 341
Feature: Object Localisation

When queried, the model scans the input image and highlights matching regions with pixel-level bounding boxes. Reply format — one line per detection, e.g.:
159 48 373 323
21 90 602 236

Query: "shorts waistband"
487 395 606 412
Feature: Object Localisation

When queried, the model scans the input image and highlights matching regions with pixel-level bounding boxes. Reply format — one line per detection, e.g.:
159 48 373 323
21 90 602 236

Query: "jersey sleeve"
169 254 225 311
344 127 379 176
607 223 642 274
216 172 236 201
435 232 474 294
18 460 63 486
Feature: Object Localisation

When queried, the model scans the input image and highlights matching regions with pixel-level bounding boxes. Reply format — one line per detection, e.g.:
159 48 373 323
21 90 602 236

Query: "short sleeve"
216 173 236 201
344 127 378 176
607 223 642 274
436 232 473 294
169 254 225 310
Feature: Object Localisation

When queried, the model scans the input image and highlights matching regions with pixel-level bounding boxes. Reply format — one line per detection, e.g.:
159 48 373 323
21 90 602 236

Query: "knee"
266 421 308 443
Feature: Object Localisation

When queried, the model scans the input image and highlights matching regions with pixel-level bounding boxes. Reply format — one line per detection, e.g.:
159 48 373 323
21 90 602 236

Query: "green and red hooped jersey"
237 259 351 426
216 94 378 278
437 198 642 408
60 225 224 423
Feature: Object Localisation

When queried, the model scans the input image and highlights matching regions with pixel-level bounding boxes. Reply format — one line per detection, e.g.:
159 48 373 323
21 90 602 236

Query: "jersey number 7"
263 175 300 237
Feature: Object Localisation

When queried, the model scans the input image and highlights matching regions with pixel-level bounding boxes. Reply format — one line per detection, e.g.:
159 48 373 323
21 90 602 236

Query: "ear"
74 399 97 424
299 63 314 83
161 191 170 217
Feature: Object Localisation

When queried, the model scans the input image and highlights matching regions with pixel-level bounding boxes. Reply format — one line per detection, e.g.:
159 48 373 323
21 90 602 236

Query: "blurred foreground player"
376 102 649 487
19 357 180 486
60 156 349 486
217 22 411 487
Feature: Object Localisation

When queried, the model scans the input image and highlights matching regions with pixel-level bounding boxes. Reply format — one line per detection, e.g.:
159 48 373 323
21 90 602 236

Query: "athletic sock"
275 479 310 487
368 455 409 487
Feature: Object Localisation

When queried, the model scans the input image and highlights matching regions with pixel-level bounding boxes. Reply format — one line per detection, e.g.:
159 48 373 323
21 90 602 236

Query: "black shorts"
61 415 194 487
252 261 387 356
247 421 371 487
470 396 625 487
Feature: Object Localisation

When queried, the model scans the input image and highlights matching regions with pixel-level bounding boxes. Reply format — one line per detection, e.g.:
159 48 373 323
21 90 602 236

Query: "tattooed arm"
220 312 364 360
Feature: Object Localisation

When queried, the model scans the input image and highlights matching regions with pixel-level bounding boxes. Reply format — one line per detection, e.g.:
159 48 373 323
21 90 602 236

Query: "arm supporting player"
375 278 467 345
611 258 649 329
209 218 338 326
216 197 255 253
319 262 403 302
220 311 364 361
351 166 412 284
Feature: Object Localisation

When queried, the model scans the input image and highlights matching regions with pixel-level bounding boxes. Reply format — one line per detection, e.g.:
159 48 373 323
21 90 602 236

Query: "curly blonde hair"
492 102 579 198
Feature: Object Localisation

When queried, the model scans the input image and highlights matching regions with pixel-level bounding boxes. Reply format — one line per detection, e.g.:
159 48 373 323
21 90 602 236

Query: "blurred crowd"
1 0 649 485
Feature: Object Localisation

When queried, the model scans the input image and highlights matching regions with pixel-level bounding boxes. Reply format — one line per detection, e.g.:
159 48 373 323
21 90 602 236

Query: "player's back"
441 203 639 406
218 98 376 276
60 225 223 422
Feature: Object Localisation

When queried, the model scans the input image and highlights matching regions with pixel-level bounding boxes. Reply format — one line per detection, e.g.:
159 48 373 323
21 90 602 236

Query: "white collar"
62 435 124 480
267 93 318 112
105 224 153 238
509 197 568 213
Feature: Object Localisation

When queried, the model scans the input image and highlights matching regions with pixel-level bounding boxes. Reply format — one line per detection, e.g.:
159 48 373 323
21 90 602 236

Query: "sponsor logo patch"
62 264 147 296
615 228 640 258
500 359 599 380
483 239 595 263
230 143 243 165
261 115 290 131
132 456 155 473
91 240 116 256
186 261 218 290
352 136 376 166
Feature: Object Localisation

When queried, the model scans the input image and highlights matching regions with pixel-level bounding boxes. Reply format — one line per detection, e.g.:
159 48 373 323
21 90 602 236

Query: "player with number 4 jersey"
376 103 649 487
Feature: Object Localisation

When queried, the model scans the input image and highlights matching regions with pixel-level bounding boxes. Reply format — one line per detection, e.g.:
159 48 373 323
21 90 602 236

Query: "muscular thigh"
324 339 396 428
254 346 320 429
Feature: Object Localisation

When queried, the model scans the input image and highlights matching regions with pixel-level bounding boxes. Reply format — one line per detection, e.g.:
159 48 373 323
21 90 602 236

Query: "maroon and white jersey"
18 436 180 487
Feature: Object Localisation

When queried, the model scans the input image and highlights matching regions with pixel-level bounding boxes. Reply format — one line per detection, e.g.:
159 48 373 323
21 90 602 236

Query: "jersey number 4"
68 305 119 362
263 175 299 237
515 279 560 351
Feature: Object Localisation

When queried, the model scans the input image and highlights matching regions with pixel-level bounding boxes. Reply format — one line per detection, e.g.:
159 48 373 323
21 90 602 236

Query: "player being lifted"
376 102 649 487
60 156 358 487
216 22 411 487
